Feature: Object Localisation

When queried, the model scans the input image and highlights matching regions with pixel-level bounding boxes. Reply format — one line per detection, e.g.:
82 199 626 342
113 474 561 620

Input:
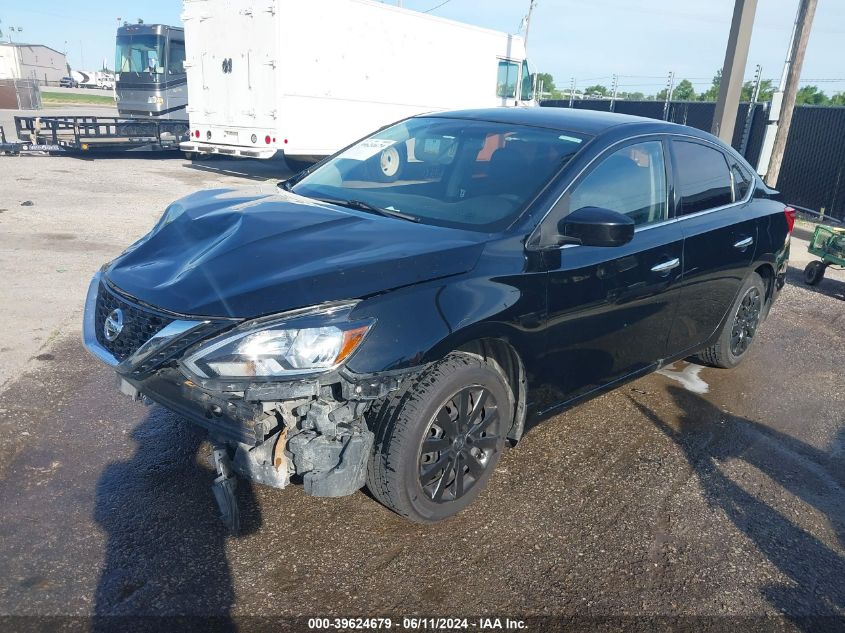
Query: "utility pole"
662 72 675 121
610 73 618 112
712 0 758 142
568 77 575 108
522 0 537 50
765 0 817 187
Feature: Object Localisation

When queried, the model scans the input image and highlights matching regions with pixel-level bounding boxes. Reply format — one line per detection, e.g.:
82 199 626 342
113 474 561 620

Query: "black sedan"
83 108 793 527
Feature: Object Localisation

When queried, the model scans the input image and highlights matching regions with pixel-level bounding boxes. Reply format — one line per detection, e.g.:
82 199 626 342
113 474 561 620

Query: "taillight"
265 135 272 145
194 129 200 138
784 206 796 233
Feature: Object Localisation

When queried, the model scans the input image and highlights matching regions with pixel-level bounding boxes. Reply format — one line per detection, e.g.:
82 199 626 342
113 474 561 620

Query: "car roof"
425 106 696 138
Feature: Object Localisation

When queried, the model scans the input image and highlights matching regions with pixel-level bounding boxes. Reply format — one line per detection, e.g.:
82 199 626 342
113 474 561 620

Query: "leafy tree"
674 79 696 101
741 78 775 103
535 72 555 95
584 84 608 97
625 91 645 101
699 70 722 101
830 92 845 106
795 85 829 105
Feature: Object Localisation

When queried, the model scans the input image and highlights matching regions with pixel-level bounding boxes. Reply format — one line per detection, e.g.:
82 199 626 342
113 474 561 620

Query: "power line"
423 0 453 13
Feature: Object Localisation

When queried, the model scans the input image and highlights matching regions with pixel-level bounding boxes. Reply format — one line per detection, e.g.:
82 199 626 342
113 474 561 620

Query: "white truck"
179 0 535 168
71 70 115 90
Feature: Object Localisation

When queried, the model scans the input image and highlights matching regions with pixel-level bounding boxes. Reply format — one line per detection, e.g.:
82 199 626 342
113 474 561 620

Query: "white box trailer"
180 0 534 163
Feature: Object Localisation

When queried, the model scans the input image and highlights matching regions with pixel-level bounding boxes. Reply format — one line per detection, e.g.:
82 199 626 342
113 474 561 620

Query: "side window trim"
565 137 670 223
667 135 756 217
668 137 734 217
529 132 756 248
530 134 670 248
525 132 674 248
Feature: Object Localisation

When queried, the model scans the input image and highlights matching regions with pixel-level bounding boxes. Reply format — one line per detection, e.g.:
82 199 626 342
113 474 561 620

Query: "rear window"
673 141 733 215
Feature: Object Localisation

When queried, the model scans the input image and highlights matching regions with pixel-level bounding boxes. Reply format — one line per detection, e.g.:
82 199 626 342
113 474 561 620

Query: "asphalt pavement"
0 151 843 631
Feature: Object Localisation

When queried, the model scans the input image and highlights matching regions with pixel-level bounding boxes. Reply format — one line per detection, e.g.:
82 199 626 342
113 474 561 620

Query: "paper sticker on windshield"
340 138 396 161
559 135 583 144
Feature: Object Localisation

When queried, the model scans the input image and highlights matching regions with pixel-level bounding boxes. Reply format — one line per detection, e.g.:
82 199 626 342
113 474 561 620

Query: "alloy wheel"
730 286 762 357
418 385 501 503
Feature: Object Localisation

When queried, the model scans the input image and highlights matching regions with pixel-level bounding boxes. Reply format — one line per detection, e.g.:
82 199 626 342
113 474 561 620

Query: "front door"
537 138 685 405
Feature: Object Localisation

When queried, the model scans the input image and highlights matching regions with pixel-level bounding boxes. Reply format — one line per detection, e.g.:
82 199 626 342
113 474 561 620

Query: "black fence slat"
778 106 845 221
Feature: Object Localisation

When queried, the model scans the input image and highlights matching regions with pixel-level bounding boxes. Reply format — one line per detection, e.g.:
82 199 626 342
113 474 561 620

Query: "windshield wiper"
316 197 420 223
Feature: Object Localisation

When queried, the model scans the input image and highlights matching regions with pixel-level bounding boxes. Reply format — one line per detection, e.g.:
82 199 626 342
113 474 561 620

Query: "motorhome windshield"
116 34 166 75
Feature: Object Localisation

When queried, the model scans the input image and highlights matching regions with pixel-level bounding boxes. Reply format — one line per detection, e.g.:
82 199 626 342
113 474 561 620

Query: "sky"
2 0 844 96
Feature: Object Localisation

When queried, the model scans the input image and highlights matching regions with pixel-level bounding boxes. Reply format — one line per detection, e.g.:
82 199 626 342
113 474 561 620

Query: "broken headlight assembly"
180 302 373 380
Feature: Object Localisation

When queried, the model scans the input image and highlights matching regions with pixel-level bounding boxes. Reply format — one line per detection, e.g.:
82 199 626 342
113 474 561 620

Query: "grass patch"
41 91 116 107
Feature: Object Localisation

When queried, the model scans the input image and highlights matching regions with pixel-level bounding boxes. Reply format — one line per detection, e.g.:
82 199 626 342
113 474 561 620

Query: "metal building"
0 43 67 85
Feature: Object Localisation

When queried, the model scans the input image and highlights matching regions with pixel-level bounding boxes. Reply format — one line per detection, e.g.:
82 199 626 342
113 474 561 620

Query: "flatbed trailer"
5 116 189 154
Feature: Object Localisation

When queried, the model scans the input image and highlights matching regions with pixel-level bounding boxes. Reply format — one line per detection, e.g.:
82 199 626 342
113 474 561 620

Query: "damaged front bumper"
83 271 411 500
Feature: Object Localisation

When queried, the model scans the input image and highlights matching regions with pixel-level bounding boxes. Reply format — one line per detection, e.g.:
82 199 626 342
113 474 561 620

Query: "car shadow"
786 264 845 301
93 406 261 628
630 385 845 630
183 155 293 182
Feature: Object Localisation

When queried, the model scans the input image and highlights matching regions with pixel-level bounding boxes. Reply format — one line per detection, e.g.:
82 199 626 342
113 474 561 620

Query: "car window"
731 162 753 201
497 60 519 98
673 141 733 215
567 141 668 227
167 40 186 75
291 117 588 232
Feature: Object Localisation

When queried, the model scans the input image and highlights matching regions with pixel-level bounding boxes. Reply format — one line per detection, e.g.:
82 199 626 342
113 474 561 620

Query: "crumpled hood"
106 186 485 318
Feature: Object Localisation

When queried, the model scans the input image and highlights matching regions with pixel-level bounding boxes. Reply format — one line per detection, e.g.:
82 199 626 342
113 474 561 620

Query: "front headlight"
180 303 373 380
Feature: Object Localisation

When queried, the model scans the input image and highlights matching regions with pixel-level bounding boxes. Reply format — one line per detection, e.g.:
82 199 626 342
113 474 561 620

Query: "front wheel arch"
454 338 528 445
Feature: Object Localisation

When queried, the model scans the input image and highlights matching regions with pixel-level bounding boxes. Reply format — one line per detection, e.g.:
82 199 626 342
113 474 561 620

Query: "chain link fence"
0 79 42 110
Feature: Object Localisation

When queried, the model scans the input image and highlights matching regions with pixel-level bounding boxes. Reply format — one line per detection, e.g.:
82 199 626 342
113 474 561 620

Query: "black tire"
695 272 766 369
366 352 512 523
803 260 826 286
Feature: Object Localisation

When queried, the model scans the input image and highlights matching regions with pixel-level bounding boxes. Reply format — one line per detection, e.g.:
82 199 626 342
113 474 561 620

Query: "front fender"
345 268 547 377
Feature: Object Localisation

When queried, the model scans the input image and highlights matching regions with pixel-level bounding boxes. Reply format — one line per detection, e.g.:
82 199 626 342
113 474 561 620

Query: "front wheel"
695 272 766 369
366 353 512 523
803 260 826 285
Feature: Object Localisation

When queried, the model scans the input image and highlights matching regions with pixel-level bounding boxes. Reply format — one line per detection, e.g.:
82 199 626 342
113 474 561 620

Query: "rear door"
539 138 685 402
666 138 757 355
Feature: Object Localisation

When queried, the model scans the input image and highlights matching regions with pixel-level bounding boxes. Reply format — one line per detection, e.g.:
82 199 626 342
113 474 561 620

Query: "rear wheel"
366 353 512 523
695 272 766 369
803 260 826 285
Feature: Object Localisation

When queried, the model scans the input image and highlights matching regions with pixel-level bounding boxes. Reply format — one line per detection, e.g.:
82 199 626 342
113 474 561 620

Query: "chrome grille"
94 284 173 362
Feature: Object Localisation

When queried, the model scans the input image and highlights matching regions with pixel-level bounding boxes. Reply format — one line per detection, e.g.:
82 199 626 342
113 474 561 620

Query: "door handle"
651 258 680 273
733 236 754 249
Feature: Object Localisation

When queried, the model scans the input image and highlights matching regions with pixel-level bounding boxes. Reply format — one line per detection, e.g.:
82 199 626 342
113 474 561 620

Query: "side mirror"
557 207 635 247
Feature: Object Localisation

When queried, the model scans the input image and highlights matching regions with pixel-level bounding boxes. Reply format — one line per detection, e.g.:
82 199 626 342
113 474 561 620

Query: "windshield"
291 117 588 232
116 34 166 76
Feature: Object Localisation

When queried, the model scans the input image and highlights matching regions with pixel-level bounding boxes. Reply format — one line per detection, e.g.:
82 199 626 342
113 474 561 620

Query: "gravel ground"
0 149 842 631
0 152 290 389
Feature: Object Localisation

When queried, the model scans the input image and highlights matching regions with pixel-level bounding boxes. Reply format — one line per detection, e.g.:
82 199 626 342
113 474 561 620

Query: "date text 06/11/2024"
306 617 529 630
